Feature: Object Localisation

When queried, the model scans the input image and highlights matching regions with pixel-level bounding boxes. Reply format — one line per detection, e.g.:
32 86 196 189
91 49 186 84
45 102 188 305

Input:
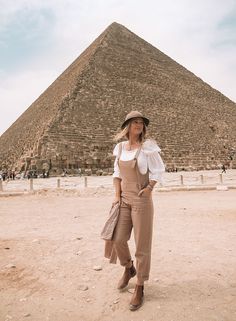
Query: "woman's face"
129 117 144 136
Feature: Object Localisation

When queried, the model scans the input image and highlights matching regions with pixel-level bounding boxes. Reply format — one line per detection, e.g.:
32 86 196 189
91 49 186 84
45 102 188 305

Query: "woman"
112 110 165 311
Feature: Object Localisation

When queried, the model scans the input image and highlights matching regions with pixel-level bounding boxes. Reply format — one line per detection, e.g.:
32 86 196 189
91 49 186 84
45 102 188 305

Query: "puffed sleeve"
112 143 121 179
142 139 165 184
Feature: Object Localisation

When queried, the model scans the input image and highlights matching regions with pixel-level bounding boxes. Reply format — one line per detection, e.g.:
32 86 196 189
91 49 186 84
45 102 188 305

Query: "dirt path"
0 190 236 321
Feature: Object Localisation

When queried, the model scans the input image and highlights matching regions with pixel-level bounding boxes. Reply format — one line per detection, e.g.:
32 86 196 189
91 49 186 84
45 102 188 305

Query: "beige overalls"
113 143 154 285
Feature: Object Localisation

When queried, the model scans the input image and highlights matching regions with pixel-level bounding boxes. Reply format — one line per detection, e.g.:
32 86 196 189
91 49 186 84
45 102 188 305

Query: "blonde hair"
114 121 147 142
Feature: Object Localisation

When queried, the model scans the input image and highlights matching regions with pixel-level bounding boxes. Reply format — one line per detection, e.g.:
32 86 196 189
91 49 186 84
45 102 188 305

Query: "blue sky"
1 7 55 71
0 0 236 135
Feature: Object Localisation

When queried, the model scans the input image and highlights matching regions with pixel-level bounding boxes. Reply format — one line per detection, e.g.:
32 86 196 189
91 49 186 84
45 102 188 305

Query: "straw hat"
121 111 149 129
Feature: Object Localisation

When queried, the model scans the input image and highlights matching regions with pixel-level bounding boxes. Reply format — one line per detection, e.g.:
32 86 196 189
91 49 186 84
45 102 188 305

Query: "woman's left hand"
138 187 152 197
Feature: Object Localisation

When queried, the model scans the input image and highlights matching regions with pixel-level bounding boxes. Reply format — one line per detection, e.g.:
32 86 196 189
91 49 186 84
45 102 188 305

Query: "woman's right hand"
112 196 121 206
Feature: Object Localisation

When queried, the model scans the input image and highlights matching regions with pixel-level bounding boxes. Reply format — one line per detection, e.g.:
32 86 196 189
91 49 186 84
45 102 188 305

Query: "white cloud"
0 0 236 135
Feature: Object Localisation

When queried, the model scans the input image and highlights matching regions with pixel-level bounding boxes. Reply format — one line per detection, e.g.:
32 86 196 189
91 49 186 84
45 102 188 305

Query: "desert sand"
0 188 236 321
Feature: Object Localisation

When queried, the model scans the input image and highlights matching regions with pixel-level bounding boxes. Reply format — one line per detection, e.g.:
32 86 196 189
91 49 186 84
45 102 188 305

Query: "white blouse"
113 139 165 183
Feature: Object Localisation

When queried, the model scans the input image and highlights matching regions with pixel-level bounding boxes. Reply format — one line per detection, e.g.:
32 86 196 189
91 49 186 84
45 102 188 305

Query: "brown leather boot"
129 285 144 311
117 261 136 290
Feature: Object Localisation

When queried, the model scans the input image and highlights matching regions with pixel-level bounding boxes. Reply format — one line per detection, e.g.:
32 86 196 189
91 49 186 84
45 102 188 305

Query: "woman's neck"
129 135 140 145
127 135 141 150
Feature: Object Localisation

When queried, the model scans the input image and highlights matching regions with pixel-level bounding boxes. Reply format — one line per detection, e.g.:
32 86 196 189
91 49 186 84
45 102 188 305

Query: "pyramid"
1 22 236 175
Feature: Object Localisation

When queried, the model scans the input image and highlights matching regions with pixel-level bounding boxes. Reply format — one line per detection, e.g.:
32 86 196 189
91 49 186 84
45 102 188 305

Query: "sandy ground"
0 190 236 321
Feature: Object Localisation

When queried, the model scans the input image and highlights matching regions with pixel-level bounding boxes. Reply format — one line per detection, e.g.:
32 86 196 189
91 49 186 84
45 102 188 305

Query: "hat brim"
121 117 149 129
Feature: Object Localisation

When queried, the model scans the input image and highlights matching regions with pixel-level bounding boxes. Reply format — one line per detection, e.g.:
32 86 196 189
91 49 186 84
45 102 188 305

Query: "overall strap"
134 144 142 160
134 144 143 188
131 145 142 168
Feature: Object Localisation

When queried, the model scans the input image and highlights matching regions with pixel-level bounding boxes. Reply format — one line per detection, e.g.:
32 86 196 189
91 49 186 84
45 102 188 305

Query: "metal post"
30 178 33 191
57 178 61 188
219 174 223 184
0 180 3 192
84 176 87 188
200 175 204 184
180 175 184 185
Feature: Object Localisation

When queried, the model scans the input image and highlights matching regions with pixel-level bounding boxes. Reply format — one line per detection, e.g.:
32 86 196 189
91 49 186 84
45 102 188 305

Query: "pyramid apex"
100 22 133 41
108 21 123 28
104 21 127 33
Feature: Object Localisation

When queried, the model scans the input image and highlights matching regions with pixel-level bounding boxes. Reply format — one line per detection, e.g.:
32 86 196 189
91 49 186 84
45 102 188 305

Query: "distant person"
105 111 165 311
62 169 68 177
221 164 226 173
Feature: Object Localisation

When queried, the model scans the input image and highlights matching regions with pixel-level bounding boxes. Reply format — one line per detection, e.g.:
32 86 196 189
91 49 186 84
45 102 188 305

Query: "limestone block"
85 158 93 165
96 169 103 176
84 169 92 176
